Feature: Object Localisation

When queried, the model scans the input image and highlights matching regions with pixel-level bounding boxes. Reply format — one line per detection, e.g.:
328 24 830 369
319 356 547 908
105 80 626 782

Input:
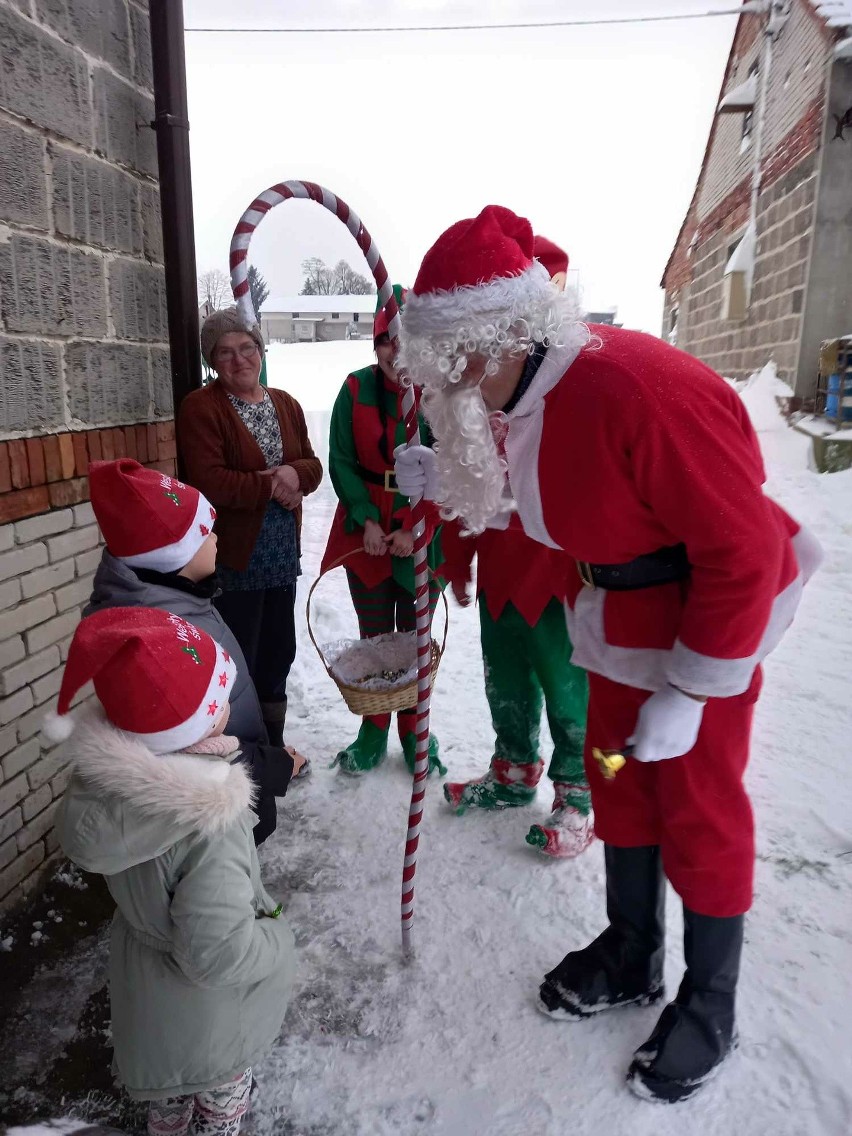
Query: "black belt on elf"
576 544 690 591
357 464 397 492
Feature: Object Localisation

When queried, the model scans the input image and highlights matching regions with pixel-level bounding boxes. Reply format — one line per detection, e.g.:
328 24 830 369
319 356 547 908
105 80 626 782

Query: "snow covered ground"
10 346 852 1135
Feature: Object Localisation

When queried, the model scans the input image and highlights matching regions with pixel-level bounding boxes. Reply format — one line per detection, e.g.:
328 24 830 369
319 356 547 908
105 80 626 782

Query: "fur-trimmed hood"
58 705 255 875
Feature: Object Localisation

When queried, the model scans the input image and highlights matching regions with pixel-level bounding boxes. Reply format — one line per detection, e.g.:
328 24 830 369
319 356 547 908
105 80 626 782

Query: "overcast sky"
184 0 740 332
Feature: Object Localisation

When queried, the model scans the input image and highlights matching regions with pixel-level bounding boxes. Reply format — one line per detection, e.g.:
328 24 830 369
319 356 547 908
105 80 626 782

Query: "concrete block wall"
0 0 176 913
698 1 830 219
662 3 836 389
673 148 819 383
0 0 169 446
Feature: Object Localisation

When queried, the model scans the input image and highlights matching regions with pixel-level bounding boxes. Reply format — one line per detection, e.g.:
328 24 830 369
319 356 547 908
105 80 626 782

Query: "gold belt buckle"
383 469 397 493
592 748 627 780
576 560 596 589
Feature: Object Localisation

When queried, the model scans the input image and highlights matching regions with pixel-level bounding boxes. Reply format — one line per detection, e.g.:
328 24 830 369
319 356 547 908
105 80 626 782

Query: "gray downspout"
149 0 202 433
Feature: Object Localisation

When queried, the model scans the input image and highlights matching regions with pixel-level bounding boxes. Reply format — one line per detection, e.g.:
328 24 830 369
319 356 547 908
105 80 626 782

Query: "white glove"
627 685 705 763
393 443 440 502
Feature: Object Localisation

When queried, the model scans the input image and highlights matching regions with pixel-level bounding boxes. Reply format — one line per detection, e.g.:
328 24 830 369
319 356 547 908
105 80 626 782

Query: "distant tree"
197 268 230 309
299 257 375 296
300 257 332 295
331 259 375 295
247 264 270 318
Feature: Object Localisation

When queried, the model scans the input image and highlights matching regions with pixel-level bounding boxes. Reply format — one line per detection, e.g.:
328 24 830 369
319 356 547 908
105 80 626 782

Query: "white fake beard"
422 382 509 535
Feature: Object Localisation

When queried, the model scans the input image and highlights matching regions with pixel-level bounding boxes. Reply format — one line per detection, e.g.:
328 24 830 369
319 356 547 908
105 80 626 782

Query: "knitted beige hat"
200 306 265 368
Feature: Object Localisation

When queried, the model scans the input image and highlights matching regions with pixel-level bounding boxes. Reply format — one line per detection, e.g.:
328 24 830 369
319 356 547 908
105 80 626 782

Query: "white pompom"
41 710 75 743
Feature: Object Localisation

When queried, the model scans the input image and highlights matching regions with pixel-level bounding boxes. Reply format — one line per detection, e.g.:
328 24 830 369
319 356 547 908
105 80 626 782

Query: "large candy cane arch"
229 182 431 956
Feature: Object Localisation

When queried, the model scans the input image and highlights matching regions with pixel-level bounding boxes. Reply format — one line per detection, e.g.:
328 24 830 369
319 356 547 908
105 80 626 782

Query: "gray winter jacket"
85 552 263 742
57 707 295 1100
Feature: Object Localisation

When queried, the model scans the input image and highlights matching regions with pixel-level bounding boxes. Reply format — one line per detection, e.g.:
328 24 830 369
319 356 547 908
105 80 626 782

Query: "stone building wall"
662 1 839 391
0 0 174 914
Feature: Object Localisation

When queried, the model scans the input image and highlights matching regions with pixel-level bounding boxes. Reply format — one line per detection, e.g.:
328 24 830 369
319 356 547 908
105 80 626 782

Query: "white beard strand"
422 383 509 535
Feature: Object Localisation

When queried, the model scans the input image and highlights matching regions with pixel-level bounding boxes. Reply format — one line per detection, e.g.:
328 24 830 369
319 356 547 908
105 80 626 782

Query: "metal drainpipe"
149 0 202 431
749 11 775 231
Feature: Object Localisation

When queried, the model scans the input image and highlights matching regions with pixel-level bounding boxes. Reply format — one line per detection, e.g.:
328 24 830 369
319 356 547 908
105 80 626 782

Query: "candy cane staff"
393 205 823 1101
225 182 436 956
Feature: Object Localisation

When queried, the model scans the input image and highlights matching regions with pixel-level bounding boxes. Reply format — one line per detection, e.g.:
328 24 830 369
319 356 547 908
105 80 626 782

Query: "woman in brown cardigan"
178 308 322 750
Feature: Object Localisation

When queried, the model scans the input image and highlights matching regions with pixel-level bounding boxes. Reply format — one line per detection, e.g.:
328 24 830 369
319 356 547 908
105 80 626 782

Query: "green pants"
479 598 588 784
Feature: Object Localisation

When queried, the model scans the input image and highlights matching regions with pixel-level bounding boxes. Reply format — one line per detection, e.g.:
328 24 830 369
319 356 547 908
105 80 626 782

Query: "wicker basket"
306 552 448 716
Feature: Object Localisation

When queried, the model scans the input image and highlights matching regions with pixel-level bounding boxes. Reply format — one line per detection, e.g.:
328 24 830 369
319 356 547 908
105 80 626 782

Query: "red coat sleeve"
439 519 478 589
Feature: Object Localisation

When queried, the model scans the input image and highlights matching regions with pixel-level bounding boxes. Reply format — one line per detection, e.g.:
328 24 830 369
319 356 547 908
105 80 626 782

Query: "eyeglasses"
215 344 259 364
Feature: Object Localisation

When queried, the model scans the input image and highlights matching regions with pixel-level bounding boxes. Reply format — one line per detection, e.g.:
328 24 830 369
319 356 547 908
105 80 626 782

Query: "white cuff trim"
402 262 553 340
130 642 237 754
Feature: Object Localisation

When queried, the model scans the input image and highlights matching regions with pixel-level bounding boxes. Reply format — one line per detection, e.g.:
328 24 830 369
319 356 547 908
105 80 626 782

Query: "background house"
260 295 377 343
0 0 172 914
662 0 852 402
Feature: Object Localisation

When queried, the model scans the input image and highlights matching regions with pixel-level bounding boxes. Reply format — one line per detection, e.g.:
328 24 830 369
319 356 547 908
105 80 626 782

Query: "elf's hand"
363 518 387 557
386 530 414 557
394 444 439 502
451 580 472 607
627 685 706 762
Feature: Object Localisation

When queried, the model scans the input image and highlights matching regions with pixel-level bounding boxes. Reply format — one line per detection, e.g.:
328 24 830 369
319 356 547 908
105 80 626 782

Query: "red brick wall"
0 421 176 525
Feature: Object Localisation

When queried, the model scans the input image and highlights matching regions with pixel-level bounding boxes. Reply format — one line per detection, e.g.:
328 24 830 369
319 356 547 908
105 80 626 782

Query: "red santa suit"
501 324 821 916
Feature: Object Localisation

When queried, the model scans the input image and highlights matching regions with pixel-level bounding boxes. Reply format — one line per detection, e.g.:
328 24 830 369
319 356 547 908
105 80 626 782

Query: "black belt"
357 465 397 492
576 544 690 591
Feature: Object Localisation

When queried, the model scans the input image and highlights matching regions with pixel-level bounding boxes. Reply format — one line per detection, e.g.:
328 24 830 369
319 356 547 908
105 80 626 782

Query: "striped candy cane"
229 182 432 957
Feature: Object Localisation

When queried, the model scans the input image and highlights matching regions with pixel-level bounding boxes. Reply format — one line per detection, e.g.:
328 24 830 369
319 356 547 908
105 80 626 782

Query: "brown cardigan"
177 381 323 571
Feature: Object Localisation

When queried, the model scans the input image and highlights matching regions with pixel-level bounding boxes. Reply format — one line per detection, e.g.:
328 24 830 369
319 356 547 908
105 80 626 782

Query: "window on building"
668 304 679 346
721 222 756 322
741 62 759 144
352 313 360 322
291 312 299 319
331 312 339 319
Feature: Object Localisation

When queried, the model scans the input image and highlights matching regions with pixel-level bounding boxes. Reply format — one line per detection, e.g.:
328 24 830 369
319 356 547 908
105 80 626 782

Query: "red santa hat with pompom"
533 234 569 279
89 459 216 574
401 205 553 343
43 607 237 753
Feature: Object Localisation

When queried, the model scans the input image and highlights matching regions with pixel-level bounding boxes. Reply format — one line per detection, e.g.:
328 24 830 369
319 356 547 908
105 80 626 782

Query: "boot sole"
625 1035 739 1103
537 980 665 1021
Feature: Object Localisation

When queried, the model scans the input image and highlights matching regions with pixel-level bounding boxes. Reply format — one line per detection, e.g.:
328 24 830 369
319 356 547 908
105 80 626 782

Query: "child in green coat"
53 606 295 1136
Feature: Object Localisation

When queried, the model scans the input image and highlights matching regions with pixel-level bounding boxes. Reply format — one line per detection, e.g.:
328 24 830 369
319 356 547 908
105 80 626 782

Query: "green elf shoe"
443 758 545 815
401 731 447 777
334 718 389 775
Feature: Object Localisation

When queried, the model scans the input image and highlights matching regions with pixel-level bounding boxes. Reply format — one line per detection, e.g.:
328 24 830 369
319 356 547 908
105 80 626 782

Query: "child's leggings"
147 1067 252 1136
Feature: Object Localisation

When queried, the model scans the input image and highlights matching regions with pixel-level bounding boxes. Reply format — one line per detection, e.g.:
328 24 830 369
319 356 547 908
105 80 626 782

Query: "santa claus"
394 205 822 1103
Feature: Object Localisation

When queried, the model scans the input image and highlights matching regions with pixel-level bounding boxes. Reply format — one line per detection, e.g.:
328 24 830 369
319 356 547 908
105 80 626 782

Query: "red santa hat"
533 235 569 279
400 205 554 363
89 459 216 574
43 607 237 753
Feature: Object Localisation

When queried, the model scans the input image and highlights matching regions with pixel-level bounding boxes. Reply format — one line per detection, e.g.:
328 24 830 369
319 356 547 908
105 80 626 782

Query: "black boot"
626 907 743 1103
539 844 665 1019
261 699 287 748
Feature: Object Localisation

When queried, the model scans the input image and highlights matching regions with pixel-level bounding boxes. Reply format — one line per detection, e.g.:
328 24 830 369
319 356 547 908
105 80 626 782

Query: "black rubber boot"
539 844 665 1019
626 908 743 1103
261 699 287 748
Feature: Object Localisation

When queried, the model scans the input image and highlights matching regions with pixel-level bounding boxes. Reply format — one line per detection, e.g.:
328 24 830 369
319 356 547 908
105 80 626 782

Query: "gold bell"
592 747 627 781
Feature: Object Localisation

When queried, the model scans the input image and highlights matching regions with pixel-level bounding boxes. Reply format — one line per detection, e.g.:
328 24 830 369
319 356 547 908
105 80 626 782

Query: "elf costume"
394 205 822 1102
441 516 592 858
321 304 445 776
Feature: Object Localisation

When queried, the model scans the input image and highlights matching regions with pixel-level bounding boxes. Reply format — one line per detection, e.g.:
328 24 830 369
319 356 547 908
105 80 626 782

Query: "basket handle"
305 549 449 675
